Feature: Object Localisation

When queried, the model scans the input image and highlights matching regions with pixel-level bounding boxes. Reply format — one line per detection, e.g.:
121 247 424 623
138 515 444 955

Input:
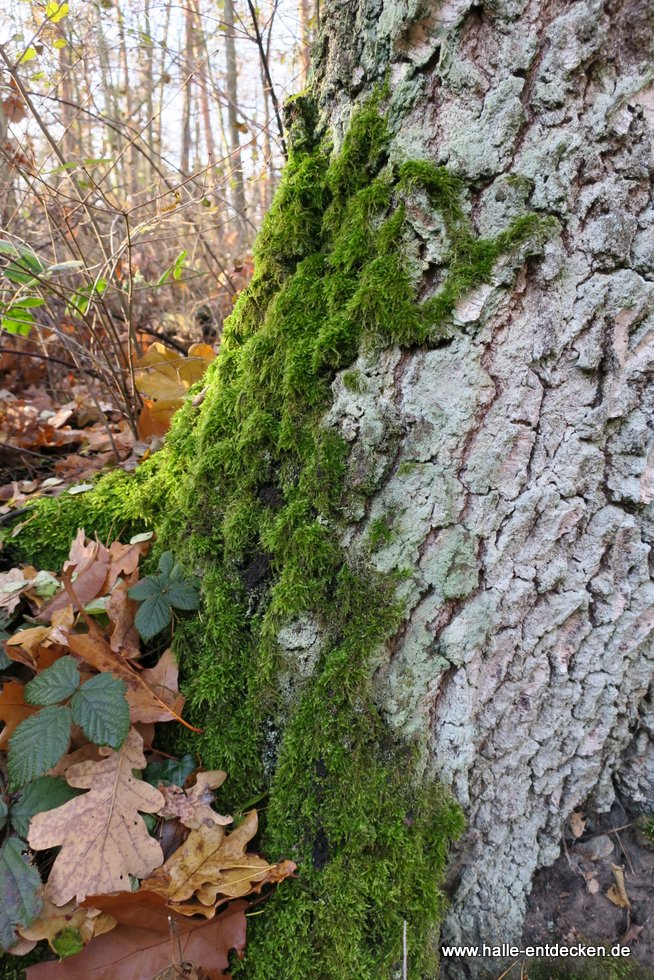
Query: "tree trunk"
311 0 654 969
14 0 654 976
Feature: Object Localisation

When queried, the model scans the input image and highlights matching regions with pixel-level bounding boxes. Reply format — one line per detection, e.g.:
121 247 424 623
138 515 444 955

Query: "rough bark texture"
311 0 654 967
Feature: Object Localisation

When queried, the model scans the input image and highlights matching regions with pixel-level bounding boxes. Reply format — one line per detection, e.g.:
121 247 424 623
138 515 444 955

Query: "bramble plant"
0 529 294 975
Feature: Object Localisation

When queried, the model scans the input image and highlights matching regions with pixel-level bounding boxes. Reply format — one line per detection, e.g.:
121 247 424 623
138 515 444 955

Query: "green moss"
7 90 555 977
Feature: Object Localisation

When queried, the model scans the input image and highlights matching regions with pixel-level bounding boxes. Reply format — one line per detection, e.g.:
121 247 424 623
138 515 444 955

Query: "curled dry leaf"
158 771 231 830
570 810 586 839
142 808 296 909
38 532 110 619
18 897 117 951
105 579 140 658
28 728 164 904
606 863 631 909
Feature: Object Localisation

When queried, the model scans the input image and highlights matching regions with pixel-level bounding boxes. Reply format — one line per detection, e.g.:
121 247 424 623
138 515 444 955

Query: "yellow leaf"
142 809 295 906
46 1 69 23
19 47 37 63
53 38 67 48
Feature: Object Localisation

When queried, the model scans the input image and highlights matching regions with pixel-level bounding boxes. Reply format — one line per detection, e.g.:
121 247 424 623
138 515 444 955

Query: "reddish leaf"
26 894 247 980
0 680 39 749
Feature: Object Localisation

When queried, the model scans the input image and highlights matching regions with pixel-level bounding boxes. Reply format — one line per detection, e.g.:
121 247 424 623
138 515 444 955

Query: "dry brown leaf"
47 744 101 777
18 897 117 951
158 771 231 830
134 342 215 436
25 892 248 980
105 579 140 657
0 568 29 614
28 728 164 904
570 810 586 839
104 538 151 594
142 809 295 907
0 679 39 749
606 863 631 909
135 648 186 723
5 607 74 669
38 531 110 619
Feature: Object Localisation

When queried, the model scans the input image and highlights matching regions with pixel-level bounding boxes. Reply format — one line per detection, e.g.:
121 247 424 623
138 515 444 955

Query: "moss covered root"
7 91 555 977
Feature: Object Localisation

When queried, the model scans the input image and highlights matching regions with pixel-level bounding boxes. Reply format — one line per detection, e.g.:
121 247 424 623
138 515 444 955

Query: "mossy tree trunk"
308 0 654 971
13 0 654 977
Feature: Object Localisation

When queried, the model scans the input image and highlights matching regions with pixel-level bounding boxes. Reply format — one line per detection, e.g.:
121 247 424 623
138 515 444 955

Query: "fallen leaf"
134 342 215 436
28 728 164 904
136 648 186 723
18 896 116 951
105 579 140 657
104 538 151 594
143 809 295 907
38 532 109 619
623 922 644 944
0 569 29 614
606 863 631 909
0 680 39 749
27 893 247 980
158 771 231 830
570 810 586 839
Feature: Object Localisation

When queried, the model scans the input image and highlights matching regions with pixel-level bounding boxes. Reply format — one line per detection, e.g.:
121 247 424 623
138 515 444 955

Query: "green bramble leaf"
166 580 200 611
133 592 171 641
70 673 129 748
127 576 160 601
0 799 8 832
128 553 201 640
143 754 197 788
10 776 81 839
8 706 71 788
158 551 174 576
0 836 43 951
24 656 80 707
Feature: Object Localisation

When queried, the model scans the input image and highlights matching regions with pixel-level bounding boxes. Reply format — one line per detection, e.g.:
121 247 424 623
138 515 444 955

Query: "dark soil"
522 801 654 978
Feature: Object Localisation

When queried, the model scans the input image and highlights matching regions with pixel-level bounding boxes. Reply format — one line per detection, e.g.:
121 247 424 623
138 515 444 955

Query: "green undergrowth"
5 90 554 977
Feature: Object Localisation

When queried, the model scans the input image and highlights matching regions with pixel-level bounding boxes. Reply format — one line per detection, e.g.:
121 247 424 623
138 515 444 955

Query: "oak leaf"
143 809 295 907
28 727 164 904
38 531 110 620
158 771 231 830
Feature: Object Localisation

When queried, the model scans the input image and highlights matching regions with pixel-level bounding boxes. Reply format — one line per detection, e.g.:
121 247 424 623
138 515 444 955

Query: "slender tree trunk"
223 0 248 238
311 0 654 971
180 1 195 176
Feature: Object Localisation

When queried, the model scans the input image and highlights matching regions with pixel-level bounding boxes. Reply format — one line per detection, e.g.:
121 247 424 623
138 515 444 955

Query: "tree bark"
313 0 654 968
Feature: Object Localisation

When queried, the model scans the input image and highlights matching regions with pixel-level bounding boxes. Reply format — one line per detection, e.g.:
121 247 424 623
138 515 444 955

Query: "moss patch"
6 91 554 977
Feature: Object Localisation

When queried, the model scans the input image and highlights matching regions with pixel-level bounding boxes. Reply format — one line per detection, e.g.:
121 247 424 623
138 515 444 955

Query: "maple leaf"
0 680 39 750
157 771 232 830
142 809 295 907
26 893 247 980
28 727 165 904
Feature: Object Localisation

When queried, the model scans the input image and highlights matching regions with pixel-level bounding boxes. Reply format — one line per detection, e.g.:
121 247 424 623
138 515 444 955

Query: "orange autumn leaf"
0 680 39 749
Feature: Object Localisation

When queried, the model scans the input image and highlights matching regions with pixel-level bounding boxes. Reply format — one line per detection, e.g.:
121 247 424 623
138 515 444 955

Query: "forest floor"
524 801 654 975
